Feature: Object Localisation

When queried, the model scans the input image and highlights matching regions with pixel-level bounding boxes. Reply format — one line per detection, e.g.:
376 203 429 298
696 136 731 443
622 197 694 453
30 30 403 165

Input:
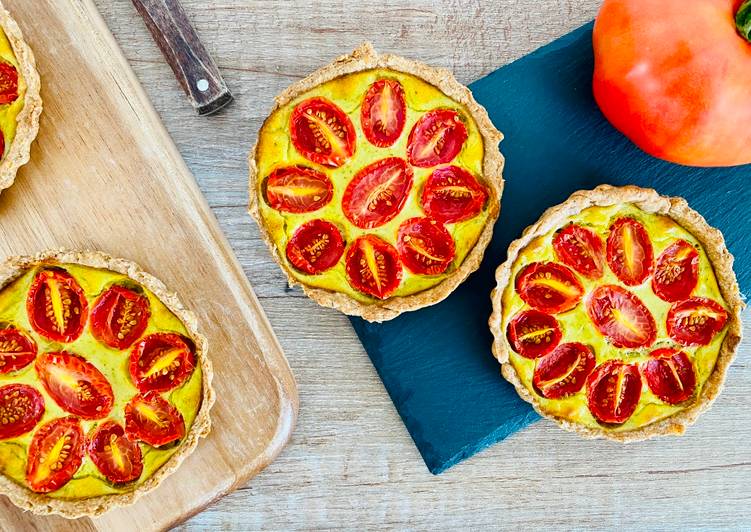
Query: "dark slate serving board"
350 22 751 474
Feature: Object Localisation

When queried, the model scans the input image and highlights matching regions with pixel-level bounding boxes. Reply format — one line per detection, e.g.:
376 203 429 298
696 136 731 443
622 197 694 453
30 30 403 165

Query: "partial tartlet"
0 250 214 518
249 43 504 321
489 185 743 441
0 2 42 193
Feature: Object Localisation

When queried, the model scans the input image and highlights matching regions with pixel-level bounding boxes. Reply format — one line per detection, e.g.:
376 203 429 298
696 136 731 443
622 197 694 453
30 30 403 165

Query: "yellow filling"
501 204 728 432
0 264 203 499
0 27 26 156
256 68 489 302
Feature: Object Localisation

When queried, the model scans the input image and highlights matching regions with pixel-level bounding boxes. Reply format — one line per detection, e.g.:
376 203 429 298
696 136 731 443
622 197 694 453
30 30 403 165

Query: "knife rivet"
197 79 210 92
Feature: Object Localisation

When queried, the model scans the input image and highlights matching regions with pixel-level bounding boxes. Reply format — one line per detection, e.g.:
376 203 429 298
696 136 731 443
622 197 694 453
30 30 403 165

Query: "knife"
131 0 233 116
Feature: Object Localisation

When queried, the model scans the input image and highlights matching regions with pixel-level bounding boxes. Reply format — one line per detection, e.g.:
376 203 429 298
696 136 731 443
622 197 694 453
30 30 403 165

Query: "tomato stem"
738 0 751 42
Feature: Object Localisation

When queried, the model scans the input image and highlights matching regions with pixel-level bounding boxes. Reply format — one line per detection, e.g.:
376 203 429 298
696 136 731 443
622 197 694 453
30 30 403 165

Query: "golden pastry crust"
248 43 505 322
489 184 744 441
0 2 42 193
0 249 215 518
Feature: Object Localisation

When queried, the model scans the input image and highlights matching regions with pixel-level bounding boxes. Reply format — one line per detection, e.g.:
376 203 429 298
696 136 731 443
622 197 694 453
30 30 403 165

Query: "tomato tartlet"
489 185 743 440
0 3 41 193
249 43 504 321
0 250 214 518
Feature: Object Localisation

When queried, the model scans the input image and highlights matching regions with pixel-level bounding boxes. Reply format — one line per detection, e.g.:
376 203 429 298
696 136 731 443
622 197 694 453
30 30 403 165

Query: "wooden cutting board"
0 0 298 529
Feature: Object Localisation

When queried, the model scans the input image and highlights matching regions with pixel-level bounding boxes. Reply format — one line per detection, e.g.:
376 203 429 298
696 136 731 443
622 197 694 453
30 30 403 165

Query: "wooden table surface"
91 1 750 529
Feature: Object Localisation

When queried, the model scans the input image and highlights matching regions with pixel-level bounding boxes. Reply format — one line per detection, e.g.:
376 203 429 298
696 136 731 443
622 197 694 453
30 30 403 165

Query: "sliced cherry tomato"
553 224 605 279
586 360 642 425
87 420 143 484
286 219 345 275
606 217 653 286
0 62 19 105
26 416 84 493
407 109 468 168
642 348 696 405
290 97 355 168
397 218 456 275
0 384 44 440
515 262 584 314
361 79 406 147
90 285 151 350
35 351 114 420
533 343 596 399
264 165 333 213
506 310 562 359
130 333 196 393
345 235 402 299
26 269 88 343
125 392 185 447
652 240 699 302
0 327 37 374
667 297 728 346
586 285 656 348
421 166 488 224
342 157 413 229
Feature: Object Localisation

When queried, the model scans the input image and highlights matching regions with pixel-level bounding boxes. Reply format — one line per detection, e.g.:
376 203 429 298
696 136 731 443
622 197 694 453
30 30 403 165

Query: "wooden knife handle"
131 0 233 115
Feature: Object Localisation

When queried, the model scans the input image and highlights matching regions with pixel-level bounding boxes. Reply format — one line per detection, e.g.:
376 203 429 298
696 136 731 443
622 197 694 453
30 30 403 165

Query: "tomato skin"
533 343 596 399
586 360 642 424
35 351 114 420
652 240 699 302
642 348 696 405
0 62 19 105
667 297 729 346
345 235 402 299
515 262 584 314
342 157 413 229
421 166 488 224
286 219 345 275
506 310 562 359
129 333 197 393
264 166 333 214
0 384 44 440
397 218 456 275
606 218 653 286
0 327 37 374
87 420 143 484
407 109 468 168
361 79 407 147
90 285 151 350
125 392 185 447
586 285 656 348
26 269 88 343
553 224 605 279
26 416 85 493
290 97 356 168
593 0 751 167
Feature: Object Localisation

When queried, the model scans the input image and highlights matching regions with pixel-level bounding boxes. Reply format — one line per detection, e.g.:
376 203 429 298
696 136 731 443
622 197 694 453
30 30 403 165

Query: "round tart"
249 43 504 321
0 250 213 518
0 3 42 193
489 185 743 440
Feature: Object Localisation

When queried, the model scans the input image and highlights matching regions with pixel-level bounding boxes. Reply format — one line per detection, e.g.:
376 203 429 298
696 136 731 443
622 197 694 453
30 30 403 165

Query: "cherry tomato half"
586 285 656 348
286 219 345 275
421 165 488 224
515 262 584 314
35 351 114 420
642 348 696 405
0 384 44 440
506 310 562 359
553 224 605 279
0 327 37 374
87 420 144 484
130 333 196 393
533 342 596 399
407 109 468 168
26 269 88 343
666 297 728 346
606 217 653 286
290 97 355 168
345 235 402 299
0 62 19 105
397 217 456 275
125 392 185 447
264 165 333 214
652 240 699 302
90 285 151 350
26 416 84 493
361 79 406 147
342 157 413 229
586 360 642 424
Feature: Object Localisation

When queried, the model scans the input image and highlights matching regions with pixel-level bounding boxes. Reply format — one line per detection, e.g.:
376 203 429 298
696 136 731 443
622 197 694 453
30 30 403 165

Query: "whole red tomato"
593 0 751 167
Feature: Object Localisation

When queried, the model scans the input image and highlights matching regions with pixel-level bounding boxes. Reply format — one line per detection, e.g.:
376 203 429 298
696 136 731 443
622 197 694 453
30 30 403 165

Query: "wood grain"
0 0 296 530
97 0 751 529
